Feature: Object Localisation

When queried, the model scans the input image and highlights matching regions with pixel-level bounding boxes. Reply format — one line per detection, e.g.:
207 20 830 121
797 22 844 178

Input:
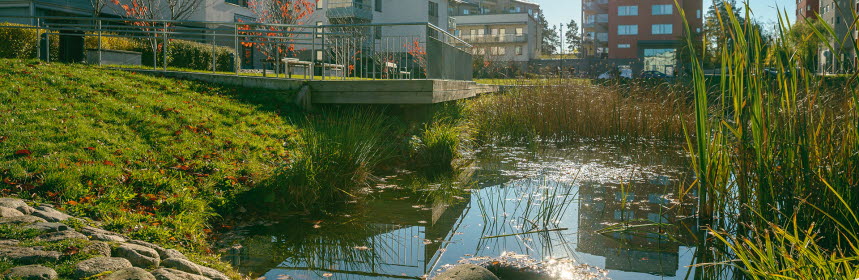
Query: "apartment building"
797 0 820 19
582 0 703 75
451 0 542 69
816 0 857 73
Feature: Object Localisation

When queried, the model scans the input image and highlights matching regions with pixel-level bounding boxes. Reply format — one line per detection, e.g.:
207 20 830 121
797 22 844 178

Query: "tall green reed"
677 0 859 277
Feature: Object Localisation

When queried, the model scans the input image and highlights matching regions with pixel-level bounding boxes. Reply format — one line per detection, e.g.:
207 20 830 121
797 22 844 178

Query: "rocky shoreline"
0 197 231 280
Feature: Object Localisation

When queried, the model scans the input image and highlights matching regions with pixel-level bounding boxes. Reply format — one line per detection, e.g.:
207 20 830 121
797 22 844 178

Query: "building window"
375 0 381 12
516 27 523 35
316 21 323 38
652 24 673 35
498 46 506 55
618 44 631 48
316 0 322 10
618 6 638 16
618 25 638 35
696 9 701 18
316 50 323 61
515 45 523 55
428 1 438 17
374 26 381 40
652 4 673 15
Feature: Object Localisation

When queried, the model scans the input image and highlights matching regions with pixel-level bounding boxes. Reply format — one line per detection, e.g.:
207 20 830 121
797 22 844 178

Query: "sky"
535 0 797 35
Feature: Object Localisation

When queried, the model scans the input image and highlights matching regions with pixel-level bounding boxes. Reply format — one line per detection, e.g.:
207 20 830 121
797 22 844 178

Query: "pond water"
221 143 702 280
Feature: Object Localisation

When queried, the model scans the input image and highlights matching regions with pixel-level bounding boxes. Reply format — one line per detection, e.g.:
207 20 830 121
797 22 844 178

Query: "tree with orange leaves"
245 0 315 70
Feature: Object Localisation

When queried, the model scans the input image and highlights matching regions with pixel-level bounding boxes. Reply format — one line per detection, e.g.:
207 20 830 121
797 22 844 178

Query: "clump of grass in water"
264 109 395 211
676 1 859 278
467 81 692 144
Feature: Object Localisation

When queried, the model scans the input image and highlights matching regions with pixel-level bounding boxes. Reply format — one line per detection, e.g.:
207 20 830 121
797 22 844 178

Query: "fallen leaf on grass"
14 149 31 156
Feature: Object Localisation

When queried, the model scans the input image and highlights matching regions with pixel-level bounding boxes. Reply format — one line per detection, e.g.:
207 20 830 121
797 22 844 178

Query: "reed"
466 81 693 143
677 1 859 277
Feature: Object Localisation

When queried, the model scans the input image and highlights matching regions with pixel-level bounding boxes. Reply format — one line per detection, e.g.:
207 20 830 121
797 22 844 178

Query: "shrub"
0 22 58 60
411 120 467 172
84 34 145 52
142 39 239 72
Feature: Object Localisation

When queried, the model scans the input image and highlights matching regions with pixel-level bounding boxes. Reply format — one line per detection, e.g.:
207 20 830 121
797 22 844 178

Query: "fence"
0 16 474 81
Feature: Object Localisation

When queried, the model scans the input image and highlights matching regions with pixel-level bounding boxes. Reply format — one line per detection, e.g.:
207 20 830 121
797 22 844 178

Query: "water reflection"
222 143 699 280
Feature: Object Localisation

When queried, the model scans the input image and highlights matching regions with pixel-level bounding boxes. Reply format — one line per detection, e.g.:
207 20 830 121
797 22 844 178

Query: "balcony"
326 0 373 22
583 0 608 12
458 34 528 44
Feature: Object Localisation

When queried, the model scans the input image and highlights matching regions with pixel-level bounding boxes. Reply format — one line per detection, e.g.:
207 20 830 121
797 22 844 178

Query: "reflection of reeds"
474 175 579 258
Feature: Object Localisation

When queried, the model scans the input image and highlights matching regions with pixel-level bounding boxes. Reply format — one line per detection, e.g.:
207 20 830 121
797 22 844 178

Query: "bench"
384 62 411 79
321 63 346 79
281 58 313 79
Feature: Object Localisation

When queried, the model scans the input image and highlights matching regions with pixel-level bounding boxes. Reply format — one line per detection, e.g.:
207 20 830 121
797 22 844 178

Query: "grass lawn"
0 59 300 253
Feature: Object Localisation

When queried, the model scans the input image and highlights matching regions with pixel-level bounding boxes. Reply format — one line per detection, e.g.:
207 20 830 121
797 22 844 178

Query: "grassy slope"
0 59 298 253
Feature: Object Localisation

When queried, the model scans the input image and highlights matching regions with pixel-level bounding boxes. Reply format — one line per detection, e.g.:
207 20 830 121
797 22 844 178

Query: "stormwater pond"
220 142 702 280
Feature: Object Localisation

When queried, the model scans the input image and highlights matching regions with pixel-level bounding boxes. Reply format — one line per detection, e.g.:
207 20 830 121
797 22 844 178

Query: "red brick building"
582 0 703 75
797 0 820 19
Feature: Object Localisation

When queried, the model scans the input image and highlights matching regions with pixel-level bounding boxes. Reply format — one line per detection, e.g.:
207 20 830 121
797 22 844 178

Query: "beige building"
451 0 542 69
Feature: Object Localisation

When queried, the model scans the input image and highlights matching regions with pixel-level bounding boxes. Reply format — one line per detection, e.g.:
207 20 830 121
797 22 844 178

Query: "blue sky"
535 0 797 33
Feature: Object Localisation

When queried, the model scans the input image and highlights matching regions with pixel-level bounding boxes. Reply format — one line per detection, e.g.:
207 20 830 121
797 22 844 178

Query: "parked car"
640 71 668 79
597 68 633 80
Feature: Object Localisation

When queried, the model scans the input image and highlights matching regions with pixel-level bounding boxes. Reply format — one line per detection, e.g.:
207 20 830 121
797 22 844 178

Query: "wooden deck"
123 69 499 105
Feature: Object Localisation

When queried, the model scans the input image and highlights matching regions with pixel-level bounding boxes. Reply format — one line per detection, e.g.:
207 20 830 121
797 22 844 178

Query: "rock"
150 268 211 280
74 257 133 278
195 266 229 280
34 230 88 242
160 258 202 276
113 243 160 268
83 241 112 257
0 246 60 264
0 198 33 214
103 267 157 280
81 226 127 242
434 264 500 280
30 206 71 222
0 206 24 217
23 222 70 232
2 265 58 280
0 215 47 224
0 239 19 246
126 240 183 260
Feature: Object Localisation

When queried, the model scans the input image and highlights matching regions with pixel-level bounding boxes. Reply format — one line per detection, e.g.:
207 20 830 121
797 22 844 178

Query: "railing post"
321 26 326 81
97 19 102 66
44 22 50 63
234 23 239 76
36 18 41 61
311 27 316 81
162 22 168 72
211 27 216 74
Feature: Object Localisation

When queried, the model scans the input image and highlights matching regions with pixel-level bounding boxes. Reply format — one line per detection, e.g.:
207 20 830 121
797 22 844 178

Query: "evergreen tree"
565 19 581 54
538 13 560 55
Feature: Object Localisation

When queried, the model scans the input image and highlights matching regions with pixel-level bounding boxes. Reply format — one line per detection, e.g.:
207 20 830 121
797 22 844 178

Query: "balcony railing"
458 34 527 43
326 0 373 21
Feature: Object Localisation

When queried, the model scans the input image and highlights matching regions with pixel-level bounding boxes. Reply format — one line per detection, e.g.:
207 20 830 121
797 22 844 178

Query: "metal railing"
0 15 474 81
459 34 527 43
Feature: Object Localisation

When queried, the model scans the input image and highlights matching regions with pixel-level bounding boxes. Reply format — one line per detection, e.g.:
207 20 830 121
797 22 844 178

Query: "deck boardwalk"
124 69 498 105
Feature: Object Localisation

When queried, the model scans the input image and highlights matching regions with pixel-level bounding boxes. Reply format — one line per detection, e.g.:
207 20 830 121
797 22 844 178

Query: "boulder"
434 264 500 280
23 222 70 232
0 215 47 225
74 257 133 278
126 240 184 260
34 230 88 242
160 258 202 275
112 243 160 268
150 268 211 280
0 198 33 214
103 267 157 280
81 226 127 242
83 241 112 257
195 266 229 280
30 206 71 222
2 265 58 280
0 206 24 217
0 246 60 264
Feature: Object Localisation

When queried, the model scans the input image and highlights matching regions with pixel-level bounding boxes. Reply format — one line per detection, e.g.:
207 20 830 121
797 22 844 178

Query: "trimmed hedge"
0 22 58 60
84 34 145 52
142 39 239 72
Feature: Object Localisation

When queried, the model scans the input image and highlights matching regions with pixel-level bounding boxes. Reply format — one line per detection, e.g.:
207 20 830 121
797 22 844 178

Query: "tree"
703 0 745 66
565 19 581 55
245 0 315 70
110 0 203 68
538 13 559 55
